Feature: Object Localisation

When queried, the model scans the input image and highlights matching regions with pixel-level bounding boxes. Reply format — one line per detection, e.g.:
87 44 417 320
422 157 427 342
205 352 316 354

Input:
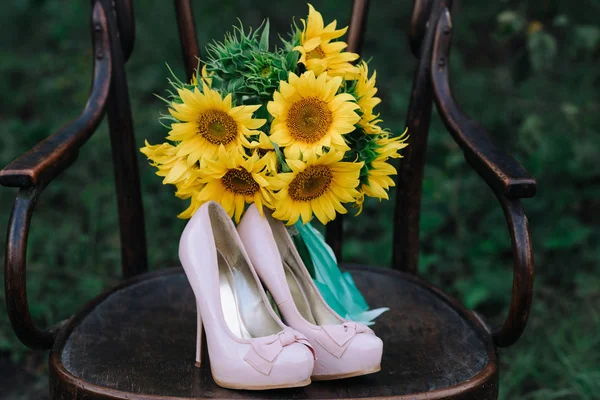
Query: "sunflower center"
198 110 238 145
288 165 333 201
307 45 326 59
222 168 259 196
286 97 332 143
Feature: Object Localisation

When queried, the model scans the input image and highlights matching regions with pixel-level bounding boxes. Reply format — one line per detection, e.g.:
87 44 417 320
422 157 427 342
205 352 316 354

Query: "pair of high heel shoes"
179 202 383 390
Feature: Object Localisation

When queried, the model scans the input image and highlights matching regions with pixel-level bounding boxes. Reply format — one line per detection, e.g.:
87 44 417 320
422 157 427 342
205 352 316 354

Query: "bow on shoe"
316 321 374 358
244 327 315 375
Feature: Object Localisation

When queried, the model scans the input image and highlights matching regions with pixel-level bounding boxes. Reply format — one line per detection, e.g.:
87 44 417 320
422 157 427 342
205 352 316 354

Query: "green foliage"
204 20 299 105
344 128 380 181
0 0 598 398
342 79 391 184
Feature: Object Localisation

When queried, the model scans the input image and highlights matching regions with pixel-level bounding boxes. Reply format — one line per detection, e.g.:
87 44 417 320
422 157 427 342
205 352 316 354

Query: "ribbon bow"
244 327 315 375
316 321 374 358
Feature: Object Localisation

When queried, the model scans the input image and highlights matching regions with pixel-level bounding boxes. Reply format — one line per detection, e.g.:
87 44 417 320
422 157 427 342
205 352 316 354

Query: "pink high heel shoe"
179 201 315 390
238 204 383 380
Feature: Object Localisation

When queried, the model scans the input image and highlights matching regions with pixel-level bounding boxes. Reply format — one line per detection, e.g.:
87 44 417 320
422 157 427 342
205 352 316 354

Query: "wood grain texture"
50 266 497 399
2 1 112 351
431 9 536 199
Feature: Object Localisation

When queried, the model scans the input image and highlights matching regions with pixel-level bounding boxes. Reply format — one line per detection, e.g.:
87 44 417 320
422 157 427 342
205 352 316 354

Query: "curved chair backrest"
1 0 536 351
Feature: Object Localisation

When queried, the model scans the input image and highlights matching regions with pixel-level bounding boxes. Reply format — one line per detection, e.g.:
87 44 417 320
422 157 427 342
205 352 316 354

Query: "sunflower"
271 151 363 225
140 140 194 186
174 168 204 201
191 65 213 87
167 83 265 165
191 146 274 222
357 130 409 210
140 140 207 218
375 129 409 160
246 132 279 172
200 64 213 87
268 71 360 159
175 171 206 219
294 4 359 79
355 61 384 135
361 159 397 200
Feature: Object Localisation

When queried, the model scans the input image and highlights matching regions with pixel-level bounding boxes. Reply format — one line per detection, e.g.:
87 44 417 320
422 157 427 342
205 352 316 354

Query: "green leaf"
259 19 270 51
271 141 290 172
286 48 299 69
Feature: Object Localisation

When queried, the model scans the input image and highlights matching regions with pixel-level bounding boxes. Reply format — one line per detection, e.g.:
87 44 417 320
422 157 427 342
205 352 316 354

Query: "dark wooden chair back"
1 0 535 353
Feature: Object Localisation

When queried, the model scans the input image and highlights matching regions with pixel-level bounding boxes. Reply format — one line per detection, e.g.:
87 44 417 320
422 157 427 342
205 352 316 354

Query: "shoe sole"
212 376 312 391
197 359 312 390
311 365 381 381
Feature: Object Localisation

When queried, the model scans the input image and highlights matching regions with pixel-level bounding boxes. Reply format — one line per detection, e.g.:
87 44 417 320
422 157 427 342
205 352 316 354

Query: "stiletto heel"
195 304 203 367
238 204 384 380
180 201 315 390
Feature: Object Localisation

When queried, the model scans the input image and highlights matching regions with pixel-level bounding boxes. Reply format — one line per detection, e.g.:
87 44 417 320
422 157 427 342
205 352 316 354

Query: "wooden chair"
1 0 536 399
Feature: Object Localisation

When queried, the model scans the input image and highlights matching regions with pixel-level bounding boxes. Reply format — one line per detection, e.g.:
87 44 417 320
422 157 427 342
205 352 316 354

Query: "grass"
0 0 599 398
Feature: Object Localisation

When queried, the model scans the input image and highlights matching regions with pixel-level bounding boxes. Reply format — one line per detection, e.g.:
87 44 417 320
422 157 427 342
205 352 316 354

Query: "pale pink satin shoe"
238 204 383 380
179 202 315 390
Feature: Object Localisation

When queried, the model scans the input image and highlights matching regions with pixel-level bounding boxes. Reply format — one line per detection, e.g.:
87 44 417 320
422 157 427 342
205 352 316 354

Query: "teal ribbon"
292 221 388 325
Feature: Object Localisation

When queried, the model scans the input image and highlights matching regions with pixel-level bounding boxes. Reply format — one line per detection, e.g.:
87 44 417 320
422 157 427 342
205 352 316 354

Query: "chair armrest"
2 2 112 350
430 9 535 348
0 3 111 189
431 9 536 199
493 195 535 347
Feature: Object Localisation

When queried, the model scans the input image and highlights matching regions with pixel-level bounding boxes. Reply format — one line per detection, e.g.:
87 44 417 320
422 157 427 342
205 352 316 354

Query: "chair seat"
49 265 498 399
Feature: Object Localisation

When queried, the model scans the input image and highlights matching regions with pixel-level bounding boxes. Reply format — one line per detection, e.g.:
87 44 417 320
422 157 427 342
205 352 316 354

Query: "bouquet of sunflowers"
141 4 407 323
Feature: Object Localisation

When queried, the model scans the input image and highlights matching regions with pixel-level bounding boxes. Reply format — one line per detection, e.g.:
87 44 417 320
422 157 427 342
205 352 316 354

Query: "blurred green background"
1 0 599 399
